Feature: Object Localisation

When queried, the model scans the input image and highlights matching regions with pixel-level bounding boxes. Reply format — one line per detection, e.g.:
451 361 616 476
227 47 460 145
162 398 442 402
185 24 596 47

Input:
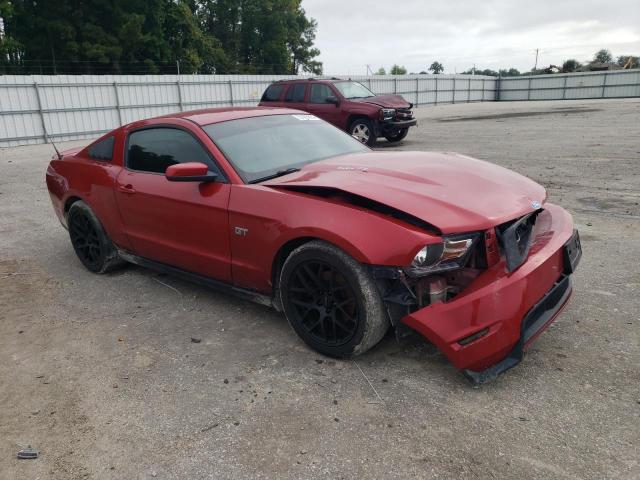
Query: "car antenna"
46 134 63 160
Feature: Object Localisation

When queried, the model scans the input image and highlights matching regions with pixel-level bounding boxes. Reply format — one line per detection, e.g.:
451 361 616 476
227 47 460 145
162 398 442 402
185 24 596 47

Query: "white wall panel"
0 73 491 146
498 70 640 101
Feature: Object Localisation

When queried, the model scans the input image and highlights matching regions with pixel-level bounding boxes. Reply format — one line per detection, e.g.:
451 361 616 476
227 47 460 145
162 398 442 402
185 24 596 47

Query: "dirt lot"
1 99 639 479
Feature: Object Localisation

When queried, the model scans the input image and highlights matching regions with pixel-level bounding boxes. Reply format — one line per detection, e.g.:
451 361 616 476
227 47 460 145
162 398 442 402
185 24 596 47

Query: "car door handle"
118 184 136 194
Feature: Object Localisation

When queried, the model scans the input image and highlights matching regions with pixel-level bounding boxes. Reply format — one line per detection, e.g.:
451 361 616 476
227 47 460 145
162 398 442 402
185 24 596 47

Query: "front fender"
228 184 438 292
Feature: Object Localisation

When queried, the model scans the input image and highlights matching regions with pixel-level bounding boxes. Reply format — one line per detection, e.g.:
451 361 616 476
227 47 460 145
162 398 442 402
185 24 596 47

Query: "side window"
261 84 285 102
127 128 216 175
310 84 334 104
285 84 306 102
87 136 114 161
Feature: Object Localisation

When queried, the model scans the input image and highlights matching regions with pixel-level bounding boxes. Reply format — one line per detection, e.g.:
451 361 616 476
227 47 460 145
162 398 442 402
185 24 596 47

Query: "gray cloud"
303 0 640 74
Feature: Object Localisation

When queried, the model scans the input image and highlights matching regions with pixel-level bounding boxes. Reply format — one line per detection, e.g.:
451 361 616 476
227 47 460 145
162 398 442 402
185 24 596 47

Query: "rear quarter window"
261 84 285 102
87 136 114 161
285 84 306 102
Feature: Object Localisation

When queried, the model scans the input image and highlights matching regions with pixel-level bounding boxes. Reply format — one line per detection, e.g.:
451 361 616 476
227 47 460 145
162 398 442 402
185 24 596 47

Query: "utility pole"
365 64 373 75
533 48 539 72
176 60 181 77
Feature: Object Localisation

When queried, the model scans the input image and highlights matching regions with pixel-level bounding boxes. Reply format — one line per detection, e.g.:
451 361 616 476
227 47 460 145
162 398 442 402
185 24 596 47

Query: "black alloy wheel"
286 260 359 346
67 200 125 274
279 240 389 358
69 212 103 270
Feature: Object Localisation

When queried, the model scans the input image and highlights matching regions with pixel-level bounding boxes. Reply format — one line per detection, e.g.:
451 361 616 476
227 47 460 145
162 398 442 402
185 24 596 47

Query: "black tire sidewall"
349 118 377 146
280 245 369 358
67 201 113 273
385 128 409 142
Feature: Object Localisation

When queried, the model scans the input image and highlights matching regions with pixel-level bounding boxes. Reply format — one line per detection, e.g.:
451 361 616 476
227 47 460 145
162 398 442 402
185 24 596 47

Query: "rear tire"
384 128 409 143
67 201 125 274
279 240 389 358
349 118 377 146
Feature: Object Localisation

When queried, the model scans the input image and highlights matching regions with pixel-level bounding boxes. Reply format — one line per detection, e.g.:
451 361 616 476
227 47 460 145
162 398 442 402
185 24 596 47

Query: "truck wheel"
349 118 377 146
384 128 409 143
67 200 125 274
280 240 389 358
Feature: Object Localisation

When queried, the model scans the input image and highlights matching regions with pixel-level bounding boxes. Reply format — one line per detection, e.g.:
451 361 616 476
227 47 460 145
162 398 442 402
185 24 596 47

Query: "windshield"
334 81 375 99
202 114 369 183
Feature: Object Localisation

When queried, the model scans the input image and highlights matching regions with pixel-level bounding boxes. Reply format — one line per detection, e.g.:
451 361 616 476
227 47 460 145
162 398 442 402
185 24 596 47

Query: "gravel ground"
1 99 639 480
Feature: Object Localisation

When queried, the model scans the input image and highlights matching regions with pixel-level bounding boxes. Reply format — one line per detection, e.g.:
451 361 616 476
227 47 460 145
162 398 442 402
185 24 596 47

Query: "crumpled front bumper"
401 203 581 382
379 118 417 133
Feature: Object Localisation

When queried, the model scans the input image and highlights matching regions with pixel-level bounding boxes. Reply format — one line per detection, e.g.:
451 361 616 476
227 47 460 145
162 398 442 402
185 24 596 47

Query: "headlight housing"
406 234 479 276
380 108 396 121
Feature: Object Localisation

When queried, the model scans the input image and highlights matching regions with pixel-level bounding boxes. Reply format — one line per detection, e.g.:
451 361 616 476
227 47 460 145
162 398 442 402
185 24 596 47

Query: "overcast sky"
303 0 640 74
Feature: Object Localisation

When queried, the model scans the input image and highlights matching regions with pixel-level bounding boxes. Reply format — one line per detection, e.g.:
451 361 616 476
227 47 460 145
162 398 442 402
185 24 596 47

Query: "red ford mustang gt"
46 107 581 383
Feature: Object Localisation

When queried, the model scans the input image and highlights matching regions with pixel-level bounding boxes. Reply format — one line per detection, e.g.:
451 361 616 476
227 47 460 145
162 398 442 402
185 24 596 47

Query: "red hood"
265 152 547 234
353 94 411 109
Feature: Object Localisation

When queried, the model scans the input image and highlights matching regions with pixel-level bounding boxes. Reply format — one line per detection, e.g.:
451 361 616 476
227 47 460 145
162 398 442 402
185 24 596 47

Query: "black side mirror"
326 96 340 106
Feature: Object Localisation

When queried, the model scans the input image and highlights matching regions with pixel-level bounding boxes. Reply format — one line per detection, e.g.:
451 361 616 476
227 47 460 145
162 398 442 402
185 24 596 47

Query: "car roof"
152 106 305 126
272 78 347 85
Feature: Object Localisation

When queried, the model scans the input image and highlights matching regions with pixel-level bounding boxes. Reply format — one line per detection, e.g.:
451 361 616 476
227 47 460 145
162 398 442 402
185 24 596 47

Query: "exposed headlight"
380 108 396 120
406 236 477 276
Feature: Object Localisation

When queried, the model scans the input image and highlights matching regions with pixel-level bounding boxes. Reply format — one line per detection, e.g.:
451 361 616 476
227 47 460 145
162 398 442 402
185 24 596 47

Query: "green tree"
1 0 322 74
286 3 322 74
0 1 22 70
375 67 386 75
428 61 444 74
462 67 499 76
617 55 638 68
561 59 582 72
389 64 407 75
593 49 612 64
198 0 321 74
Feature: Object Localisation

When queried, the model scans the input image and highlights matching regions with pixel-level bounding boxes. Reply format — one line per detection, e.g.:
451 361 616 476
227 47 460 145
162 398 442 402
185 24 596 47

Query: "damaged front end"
373 210 541 333
370 204 580 384
371 228 494 339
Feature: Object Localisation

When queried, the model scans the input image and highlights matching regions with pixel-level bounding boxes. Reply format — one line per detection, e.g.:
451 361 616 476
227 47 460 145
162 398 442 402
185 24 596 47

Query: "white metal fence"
498 69 640 101
0 74 496 147
2 70 638 148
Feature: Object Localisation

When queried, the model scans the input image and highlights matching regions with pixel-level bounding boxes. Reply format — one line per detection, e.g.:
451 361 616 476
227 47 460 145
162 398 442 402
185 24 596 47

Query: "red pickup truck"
258 78 417 145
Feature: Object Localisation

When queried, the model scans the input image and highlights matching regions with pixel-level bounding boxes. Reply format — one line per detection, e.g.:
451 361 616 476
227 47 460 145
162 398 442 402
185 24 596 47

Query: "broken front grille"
495 211 540 272
396 108 414 120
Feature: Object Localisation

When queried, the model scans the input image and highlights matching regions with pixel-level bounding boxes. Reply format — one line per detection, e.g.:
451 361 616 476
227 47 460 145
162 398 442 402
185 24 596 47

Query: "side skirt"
117 250 278 310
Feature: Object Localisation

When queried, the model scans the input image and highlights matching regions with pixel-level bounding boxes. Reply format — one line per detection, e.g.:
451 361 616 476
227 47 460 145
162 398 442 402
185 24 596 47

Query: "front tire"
67 201 125 273
280 241 389 358
384 128 409 143
349 118 377 146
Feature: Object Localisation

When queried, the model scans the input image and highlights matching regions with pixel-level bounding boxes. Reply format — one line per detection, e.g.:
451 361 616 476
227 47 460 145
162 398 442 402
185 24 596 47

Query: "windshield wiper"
249 167 301 184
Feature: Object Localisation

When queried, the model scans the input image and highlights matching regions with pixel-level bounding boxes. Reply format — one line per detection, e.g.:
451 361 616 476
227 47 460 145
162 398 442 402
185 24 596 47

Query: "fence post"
527 76 532 100
228 80 234 106
394 77 398 94
601 72 608 98
113 81 123 126
496 75 501 101
33 82 49 143
415 76 419 106
452 76 456 103
562 74 568 100
435 76 438 105
467 78 471 103
482 78 485 102
176 77 184 111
